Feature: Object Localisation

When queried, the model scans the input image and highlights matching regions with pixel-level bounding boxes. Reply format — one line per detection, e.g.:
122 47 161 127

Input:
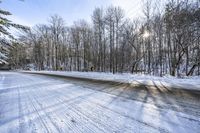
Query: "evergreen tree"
0 0 29 64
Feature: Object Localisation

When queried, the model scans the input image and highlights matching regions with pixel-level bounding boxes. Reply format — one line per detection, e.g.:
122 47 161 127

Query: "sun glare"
142 31 150 38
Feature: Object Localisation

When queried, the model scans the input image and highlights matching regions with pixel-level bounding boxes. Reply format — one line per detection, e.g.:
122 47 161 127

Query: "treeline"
9 0 200 77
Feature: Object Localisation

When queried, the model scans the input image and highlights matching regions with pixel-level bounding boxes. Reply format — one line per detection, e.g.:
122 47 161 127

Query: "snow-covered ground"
24 71 200 91
0 72 199 133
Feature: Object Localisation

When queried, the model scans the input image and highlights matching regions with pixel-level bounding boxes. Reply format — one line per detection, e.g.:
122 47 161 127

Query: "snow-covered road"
0 72 199 133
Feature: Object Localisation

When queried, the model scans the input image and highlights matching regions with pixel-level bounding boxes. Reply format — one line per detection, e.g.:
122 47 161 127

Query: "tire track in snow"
47 84 167 133
17 86 26 133
30 87 64 133
27 93 51 133
63 78 200 118
1 72 200 133
31 82 106 133
47 81 199 132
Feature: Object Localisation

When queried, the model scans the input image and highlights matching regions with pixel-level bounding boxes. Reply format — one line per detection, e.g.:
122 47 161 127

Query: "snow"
24 71 200 91
0 53 7 59
0 72 200 133
0 52 8 64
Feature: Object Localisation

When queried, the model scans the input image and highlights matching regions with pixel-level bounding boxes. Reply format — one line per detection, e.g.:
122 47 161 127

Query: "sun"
142 31 150 38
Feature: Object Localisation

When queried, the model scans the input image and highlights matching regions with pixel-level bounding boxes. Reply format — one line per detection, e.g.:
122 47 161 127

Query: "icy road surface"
0 72 200 133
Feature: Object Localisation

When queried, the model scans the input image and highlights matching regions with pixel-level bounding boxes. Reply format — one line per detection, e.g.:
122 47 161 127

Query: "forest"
1 0 200 77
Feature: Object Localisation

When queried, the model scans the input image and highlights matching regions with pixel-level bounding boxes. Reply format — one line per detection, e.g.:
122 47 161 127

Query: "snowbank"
23 71 200 91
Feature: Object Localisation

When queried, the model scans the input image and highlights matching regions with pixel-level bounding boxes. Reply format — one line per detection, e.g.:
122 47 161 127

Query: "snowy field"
24 71 200 91
0 71 200 133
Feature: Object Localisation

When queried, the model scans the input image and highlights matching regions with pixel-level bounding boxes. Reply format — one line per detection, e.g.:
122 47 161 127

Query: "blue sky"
1 0 147 27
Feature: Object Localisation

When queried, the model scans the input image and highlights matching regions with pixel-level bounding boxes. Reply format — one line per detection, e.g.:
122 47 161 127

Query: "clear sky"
0 0 151 27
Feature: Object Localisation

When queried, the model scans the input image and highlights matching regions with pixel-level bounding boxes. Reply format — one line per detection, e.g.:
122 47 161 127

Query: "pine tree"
0 1 29 65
